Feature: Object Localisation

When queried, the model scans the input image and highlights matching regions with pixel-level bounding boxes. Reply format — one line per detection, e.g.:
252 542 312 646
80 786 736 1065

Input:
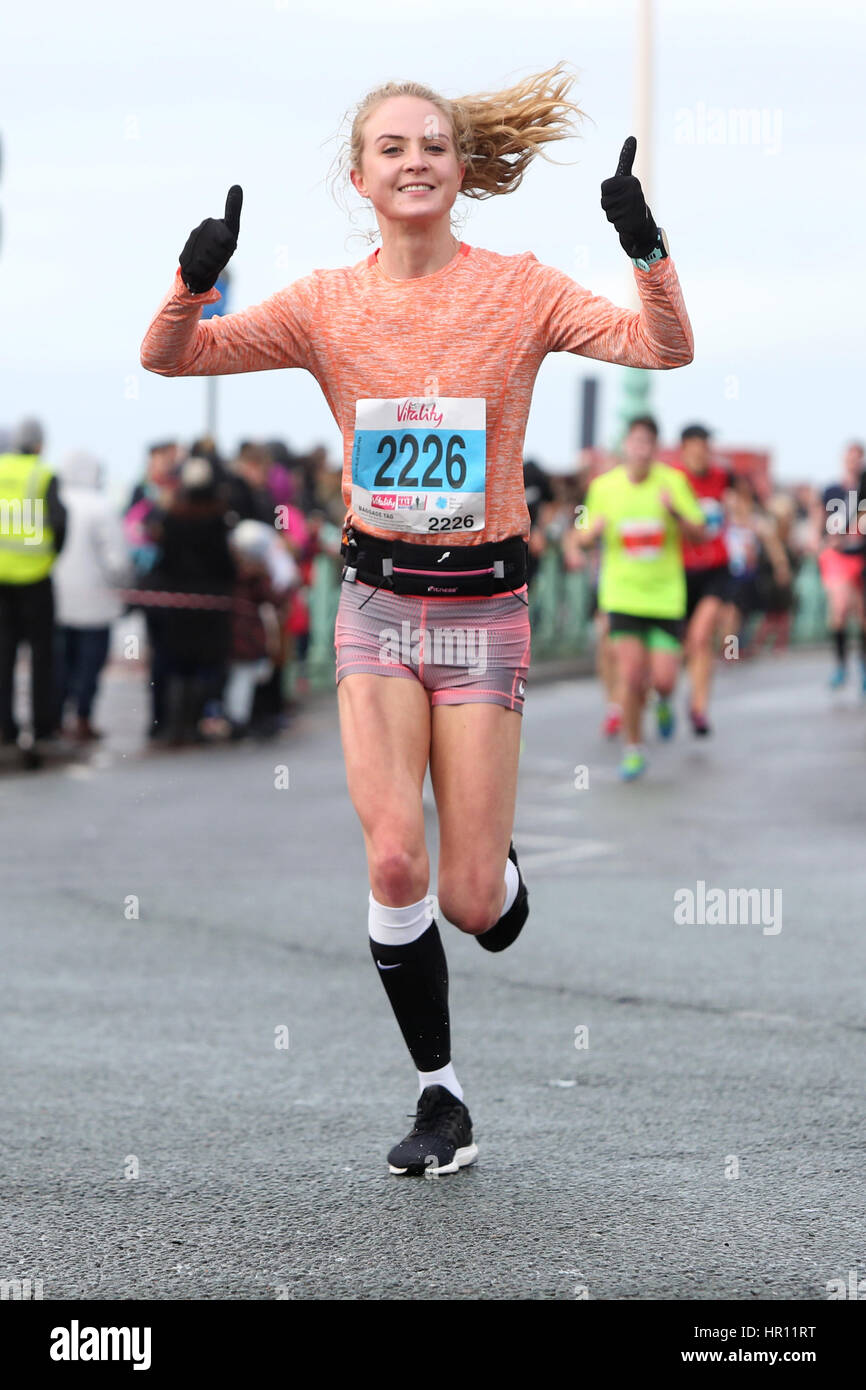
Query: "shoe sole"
389 1142 478 1176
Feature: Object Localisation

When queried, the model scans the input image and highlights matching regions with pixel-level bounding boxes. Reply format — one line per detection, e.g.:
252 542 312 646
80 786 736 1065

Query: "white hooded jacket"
52 453 132 627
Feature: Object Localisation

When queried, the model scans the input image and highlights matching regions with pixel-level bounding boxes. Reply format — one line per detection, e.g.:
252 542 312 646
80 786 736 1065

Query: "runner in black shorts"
686 563 730 619
577 418 705 779
673 425 734 736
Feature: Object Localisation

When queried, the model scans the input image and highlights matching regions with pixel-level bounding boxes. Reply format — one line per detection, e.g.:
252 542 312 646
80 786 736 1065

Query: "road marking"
517 803 592 824
733 1009 800 1025
518 840 616 871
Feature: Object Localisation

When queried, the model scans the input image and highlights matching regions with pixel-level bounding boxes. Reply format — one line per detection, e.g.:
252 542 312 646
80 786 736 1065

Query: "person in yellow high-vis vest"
0 419 68 747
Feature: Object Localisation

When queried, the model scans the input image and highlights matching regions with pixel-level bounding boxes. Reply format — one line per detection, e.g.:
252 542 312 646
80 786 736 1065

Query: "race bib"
618 517 665 561
699 496 725 537
351 397 486 534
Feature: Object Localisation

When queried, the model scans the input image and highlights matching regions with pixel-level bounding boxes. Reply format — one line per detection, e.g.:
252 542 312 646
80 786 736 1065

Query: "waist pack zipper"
391 565 495 578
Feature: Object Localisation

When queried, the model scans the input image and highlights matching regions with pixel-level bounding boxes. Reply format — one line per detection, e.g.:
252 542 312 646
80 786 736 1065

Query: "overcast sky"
1 0 863 496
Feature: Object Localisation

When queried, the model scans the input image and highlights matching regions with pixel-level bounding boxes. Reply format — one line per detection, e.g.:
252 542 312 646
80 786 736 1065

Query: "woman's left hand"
600 136 659 259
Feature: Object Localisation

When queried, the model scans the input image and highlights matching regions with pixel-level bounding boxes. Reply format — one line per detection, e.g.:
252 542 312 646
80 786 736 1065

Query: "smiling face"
350 94 465 228
624 424 657 469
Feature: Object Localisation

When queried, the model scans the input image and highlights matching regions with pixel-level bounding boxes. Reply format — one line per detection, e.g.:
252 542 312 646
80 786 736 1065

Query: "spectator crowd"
0 414 861 769
0 421 344 763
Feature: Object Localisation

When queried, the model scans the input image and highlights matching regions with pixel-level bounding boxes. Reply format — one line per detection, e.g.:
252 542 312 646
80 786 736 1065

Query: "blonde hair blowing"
337 63 586 202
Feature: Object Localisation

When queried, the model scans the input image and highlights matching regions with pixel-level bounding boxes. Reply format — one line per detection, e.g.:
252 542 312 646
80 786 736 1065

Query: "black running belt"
340 526 528 598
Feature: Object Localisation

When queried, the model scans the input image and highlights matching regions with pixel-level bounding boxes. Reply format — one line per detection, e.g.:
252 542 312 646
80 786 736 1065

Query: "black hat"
680 424 712 442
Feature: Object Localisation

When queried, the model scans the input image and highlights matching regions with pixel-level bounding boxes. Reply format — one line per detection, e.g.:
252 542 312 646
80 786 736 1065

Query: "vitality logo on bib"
371 492 427 511
396 400 445 428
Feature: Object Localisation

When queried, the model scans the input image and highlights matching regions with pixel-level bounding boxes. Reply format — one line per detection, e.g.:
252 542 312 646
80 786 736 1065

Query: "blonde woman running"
141 65 694 1176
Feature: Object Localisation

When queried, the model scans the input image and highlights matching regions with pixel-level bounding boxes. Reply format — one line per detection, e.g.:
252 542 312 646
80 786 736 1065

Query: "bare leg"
613 637 649 745
685 595 723 715
431 702 522 935
337 673 431 906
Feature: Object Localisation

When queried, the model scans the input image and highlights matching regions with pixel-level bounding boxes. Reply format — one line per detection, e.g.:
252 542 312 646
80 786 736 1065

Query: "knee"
369 842 428 906
439 875 502 936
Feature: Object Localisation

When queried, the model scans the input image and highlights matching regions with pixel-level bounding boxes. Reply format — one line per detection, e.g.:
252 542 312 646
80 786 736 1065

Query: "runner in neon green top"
577 416 705 779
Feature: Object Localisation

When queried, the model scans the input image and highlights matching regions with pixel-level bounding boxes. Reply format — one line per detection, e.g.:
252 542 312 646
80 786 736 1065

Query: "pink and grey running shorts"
334 578 531 712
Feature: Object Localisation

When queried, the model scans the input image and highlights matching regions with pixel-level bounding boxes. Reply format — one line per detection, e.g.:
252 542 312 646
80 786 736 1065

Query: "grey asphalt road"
1 648 864 1300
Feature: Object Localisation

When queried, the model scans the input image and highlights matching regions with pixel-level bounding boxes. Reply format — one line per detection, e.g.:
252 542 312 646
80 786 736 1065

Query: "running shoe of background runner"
620 747 647 780
689 708 711 736
477 841 529 953
656 696 675 740
828 665 846 690
387 1085 477 1176
602 705 623 738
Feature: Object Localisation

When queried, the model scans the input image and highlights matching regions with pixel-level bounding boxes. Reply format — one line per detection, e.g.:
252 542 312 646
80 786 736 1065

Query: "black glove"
600 137 659 260
179 185 243 294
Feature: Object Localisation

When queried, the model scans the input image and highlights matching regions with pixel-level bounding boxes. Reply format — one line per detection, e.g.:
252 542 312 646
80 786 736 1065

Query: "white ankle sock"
418 1062 463 1103
368 892 433 946
501 857 520 917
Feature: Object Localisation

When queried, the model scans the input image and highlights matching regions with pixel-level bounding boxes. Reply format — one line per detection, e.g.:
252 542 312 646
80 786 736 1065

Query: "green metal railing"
292 552 832 693
789 557 829 643
305 552 343 689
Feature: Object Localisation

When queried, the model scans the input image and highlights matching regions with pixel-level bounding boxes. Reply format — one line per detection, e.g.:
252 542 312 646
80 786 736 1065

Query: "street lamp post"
201 270 230 445
615 0 654 447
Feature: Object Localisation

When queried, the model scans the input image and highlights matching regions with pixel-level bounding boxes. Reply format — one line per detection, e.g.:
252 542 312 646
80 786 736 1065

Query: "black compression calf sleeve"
833 629 847 664
369 921 451 1072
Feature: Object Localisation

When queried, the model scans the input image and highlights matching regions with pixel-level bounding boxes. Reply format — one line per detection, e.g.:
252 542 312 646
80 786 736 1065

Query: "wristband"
631 227 669 271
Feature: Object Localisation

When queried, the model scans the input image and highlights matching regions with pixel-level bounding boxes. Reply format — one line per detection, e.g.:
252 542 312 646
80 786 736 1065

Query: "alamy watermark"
0 499 44 545
826 1268 866 1299
378 621 487 675
674 103 783 155
674 880 782 936
1 1277 43 1300
825 492 866 536
50 1323 151 1370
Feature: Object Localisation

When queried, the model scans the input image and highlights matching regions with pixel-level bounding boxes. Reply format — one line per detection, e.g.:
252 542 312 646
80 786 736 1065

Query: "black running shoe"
476 840 529 953
689 708 711 737
387 1085 478 1176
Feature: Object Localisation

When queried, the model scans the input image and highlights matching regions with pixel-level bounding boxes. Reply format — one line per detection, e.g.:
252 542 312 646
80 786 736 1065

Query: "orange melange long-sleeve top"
140 241 694 546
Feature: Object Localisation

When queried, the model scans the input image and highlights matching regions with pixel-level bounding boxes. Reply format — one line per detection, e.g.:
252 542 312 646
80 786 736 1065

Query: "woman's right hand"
179 186 243 294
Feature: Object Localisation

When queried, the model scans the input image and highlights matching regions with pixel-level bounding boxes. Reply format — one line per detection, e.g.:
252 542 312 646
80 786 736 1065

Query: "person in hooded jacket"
52 451 131 740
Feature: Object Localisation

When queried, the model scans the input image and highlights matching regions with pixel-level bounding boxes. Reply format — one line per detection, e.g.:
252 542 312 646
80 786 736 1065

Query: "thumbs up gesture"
600 138 659 260
179 186 243 295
